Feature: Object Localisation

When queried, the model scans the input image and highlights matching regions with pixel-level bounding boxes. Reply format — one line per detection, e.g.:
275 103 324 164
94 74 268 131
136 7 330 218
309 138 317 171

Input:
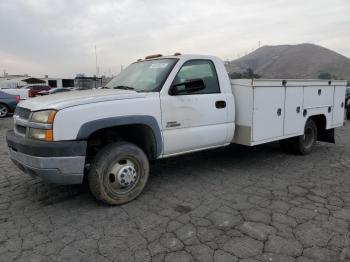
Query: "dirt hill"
225 43 350 82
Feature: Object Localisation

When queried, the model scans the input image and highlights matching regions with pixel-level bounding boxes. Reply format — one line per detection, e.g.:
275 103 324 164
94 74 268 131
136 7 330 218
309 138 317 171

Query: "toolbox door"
252 87 285 142
332 86 346 127
284 86 304 136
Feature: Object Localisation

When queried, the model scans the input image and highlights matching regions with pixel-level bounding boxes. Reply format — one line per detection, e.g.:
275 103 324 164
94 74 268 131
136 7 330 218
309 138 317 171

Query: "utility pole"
94 45 98 77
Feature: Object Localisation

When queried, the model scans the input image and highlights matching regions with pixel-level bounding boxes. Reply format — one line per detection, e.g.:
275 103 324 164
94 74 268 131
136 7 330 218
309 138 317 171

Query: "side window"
172 60 220 95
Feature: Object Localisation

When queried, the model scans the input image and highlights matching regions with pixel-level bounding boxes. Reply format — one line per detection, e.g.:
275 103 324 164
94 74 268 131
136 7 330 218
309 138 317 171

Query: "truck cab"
155 55 235 156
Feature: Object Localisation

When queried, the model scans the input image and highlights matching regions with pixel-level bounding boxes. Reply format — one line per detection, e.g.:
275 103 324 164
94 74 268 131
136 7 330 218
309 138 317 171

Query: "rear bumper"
6 131 87 184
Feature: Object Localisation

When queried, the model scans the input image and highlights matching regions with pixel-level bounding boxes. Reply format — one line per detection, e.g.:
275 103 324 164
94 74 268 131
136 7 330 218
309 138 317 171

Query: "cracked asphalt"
1 116 350 262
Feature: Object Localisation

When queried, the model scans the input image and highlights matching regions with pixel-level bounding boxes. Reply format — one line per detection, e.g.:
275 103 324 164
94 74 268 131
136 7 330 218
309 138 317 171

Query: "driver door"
160 59 228 156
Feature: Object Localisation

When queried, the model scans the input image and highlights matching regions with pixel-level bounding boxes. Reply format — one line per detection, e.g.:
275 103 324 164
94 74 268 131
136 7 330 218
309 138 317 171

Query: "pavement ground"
0 117 350 262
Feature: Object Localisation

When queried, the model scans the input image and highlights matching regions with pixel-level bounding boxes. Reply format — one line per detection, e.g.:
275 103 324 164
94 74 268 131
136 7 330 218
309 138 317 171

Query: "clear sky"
1 0 349 78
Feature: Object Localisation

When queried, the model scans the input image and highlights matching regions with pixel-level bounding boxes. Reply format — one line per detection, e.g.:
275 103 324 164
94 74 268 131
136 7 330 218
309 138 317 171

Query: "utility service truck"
6 54 347 205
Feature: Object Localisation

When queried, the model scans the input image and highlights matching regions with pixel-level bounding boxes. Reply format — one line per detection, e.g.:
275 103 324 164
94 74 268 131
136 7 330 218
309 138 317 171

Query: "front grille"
14 107 31 120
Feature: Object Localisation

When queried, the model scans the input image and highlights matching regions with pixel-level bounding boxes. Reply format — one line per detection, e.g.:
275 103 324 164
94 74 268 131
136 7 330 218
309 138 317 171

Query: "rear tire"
88 142 149 205
0 104 9 118
290 119 317 155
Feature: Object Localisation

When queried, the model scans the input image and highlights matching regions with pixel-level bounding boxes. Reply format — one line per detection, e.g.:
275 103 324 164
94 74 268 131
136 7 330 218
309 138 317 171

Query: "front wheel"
88 142 150 205
291 119 317 155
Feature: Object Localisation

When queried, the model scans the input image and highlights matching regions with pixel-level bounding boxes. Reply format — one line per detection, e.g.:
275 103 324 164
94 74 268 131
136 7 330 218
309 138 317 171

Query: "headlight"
31 110 57 124
29 110 56 141
28 128 54 141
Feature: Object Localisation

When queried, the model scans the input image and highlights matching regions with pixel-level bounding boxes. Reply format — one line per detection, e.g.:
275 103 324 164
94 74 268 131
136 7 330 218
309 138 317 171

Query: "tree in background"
318 72 339 80
229 68 261 79
318 72 332 79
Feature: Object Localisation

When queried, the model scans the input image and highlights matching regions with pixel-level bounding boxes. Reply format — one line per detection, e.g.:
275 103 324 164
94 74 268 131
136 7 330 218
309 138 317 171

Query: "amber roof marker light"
174 52 182 56
145 54 163 59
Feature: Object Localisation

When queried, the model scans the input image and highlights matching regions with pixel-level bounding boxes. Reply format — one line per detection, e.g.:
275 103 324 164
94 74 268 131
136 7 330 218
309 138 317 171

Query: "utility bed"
231 79 347 146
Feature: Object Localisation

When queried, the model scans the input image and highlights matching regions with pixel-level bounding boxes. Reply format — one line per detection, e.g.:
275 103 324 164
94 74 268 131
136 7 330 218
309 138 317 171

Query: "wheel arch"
307 114 334 143
77 116 162 160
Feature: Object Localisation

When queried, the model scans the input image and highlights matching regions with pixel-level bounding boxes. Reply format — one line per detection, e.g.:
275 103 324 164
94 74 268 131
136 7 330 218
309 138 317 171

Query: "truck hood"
18 89 147 111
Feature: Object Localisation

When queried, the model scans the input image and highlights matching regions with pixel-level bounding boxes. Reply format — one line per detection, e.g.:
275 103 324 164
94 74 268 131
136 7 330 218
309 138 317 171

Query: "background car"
21 84 51 97
346 88 350 119
38 88 71 96
0 91 20 118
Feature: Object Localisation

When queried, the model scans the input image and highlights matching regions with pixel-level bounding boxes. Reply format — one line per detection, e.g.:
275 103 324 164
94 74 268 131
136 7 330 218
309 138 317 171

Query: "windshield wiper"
113 85 135 90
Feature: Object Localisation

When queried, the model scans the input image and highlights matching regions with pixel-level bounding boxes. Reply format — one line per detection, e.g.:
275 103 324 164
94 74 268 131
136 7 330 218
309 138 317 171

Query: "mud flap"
318 128 335 143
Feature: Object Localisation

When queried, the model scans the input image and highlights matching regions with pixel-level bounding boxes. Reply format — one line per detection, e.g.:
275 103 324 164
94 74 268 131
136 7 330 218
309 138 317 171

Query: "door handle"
215 101 226 109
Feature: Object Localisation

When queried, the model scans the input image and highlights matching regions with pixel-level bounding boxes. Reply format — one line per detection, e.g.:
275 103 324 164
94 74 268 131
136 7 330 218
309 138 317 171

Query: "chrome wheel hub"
107 159 139 193
117 165 137 186
0 106 7 117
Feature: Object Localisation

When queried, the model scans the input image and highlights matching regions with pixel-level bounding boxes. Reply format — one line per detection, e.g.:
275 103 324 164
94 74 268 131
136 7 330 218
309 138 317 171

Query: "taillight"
15 95 20 101
29 90 35 97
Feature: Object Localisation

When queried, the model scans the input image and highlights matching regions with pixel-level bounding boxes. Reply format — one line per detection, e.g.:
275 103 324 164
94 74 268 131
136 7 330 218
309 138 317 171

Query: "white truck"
6 54 347 205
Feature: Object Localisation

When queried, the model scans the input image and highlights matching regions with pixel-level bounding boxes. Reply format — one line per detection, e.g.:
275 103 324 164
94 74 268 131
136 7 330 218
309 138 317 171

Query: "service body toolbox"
231 79 346 146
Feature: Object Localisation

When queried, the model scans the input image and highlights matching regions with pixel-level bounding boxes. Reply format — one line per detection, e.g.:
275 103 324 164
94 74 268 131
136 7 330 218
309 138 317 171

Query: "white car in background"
0 87 29 100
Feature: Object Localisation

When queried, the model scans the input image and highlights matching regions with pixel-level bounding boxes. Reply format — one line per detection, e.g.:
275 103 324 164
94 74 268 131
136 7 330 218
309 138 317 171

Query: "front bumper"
6 131 87 184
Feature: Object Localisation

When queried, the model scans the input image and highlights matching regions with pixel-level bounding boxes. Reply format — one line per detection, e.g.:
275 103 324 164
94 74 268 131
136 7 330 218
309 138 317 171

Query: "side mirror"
171 79 205 95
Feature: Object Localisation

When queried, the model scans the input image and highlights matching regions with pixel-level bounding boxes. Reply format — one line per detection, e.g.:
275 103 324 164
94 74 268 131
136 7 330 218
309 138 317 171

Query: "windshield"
105 58 178 92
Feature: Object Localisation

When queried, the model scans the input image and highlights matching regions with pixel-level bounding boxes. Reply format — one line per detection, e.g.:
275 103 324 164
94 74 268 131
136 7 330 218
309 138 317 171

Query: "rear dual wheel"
88 142 149 205
280 119 317 155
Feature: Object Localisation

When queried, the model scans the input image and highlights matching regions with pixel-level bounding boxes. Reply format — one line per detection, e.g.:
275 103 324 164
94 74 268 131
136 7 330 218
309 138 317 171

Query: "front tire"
88 142 149 205
291 119 317 155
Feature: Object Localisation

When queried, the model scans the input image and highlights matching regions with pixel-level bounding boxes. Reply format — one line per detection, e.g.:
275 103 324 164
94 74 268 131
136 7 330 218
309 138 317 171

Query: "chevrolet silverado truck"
6 54 347 205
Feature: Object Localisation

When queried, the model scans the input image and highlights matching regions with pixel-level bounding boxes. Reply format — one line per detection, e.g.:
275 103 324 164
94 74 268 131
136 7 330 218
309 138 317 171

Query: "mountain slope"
226 44 350 82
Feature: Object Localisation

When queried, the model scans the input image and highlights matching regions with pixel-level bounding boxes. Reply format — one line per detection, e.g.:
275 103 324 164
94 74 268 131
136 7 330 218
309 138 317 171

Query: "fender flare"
76 115 162 157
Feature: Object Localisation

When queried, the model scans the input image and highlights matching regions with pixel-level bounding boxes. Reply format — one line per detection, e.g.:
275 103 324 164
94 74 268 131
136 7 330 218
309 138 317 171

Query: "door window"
172 60 220 95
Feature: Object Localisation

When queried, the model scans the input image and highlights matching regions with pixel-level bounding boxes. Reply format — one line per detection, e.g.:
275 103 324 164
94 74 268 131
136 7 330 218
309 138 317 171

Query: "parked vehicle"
0 87 30 100
0 91 20 118
21 84 51 97
346 88 350 119
38 88 71 96
6 54 347 205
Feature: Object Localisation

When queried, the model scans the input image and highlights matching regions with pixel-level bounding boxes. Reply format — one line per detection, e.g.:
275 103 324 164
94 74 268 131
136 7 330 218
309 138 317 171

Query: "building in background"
1 73 113 89
40 75 74 88
101 75 113 86
0 75 45 88
74 74 102 89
